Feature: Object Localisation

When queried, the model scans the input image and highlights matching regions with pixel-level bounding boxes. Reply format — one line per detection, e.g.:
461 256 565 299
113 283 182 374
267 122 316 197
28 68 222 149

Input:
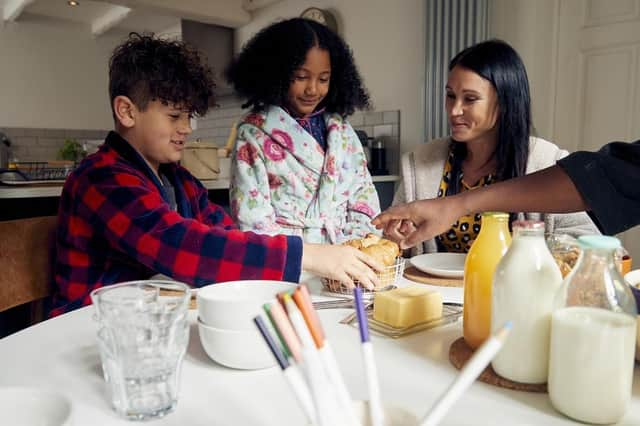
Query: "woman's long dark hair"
446 39 531 196
225 18 370 116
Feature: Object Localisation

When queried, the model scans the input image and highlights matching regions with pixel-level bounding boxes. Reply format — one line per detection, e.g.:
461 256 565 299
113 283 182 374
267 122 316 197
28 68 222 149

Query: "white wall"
235 0 426 153
2 2 553 147
0 15 126 130
489 0 559 143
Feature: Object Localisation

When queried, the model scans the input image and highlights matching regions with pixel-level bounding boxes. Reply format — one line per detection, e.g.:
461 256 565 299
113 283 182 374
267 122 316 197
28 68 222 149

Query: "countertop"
0 175 400 199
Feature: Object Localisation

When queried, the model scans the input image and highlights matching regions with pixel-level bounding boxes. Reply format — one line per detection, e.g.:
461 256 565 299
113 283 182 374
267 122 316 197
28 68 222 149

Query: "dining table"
1 275 640 425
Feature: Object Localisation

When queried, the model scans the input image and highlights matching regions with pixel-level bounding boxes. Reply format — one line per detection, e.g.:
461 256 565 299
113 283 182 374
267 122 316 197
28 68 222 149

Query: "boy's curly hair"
225 18 370 116
109 32 215 117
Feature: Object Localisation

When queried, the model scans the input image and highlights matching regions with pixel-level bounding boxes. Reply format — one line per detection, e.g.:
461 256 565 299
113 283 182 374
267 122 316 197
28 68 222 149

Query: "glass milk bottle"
548 235 637 424
491 221 562 383
463 212 511 349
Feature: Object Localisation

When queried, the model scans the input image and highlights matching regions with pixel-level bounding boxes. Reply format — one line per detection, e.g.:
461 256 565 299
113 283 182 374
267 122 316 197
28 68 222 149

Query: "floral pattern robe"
230 106 381 244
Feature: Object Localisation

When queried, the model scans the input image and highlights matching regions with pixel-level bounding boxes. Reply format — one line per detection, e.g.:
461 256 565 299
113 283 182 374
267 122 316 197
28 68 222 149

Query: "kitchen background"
0 106 400 174
1 0 640 259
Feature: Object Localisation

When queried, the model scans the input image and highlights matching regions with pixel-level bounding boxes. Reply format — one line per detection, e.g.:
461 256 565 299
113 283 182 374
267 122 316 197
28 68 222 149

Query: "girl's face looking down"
286 46 331 118
445 65 499 145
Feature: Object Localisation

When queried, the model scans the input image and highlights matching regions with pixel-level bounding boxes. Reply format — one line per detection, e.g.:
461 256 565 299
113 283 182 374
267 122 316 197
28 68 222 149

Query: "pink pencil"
267 300 303 364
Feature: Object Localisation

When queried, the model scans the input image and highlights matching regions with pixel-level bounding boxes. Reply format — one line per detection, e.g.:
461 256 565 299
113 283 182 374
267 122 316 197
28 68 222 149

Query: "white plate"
410 253 466 278
0 387 73 425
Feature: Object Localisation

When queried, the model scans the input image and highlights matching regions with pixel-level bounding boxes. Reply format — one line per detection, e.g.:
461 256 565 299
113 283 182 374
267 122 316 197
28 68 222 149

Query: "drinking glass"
91 280 190 420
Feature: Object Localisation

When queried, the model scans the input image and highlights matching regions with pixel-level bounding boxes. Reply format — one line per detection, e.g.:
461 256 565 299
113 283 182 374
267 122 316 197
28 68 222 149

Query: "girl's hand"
302 243 384 290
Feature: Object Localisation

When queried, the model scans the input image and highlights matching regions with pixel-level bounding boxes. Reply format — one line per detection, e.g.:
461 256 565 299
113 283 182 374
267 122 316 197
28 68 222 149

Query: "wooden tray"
403 266 463 287
449 337 547 393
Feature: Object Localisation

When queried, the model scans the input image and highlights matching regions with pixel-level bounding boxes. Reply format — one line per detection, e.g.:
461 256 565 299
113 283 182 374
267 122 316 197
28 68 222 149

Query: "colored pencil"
253 315 316 424
354 286 384 426
420 321 513 426
293 285 359 426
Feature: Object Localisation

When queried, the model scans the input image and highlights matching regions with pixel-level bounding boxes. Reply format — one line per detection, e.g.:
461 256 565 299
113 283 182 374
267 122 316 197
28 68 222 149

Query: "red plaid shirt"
50 131 302 316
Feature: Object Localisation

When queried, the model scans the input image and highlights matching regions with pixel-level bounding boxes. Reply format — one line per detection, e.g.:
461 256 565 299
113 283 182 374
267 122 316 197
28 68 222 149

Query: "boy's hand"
302 244 383 290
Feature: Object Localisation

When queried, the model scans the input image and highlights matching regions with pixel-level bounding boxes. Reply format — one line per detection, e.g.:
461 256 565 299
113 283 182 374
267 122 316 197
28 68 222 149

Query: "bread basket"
321 257 405 296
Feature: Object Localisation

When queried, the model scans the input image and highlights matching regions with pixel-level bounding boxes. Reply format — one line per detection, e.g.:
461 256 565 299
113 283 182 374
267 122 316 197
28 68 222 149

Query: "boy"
51 33 381 316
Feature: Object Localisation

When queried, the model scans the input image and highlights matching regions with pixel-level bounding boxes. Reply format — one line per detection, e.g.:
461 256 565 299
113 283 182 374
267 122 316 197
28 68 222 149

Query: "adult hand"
372 197 464 249
302 243 383 290
383 219 416 245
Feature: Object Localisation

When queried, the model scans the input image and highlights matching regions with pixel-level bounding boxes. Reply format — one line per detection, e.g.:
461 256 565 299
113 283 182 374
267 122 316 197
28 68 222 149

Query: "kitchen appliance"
0 132 11 169
370 138 388 175
354 130 371 166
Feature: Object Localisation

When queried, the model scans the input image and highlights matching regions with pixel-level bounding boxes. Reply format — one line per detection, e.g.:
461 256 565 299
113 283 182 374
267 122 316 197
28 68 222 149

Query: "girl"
226 18 380 244
390 39 598 254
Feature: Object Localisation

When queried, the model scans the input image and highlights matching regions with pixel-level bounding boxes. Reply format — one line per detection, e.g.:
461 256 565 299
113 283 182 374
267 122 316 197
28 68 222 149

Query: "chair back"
0 216 57 312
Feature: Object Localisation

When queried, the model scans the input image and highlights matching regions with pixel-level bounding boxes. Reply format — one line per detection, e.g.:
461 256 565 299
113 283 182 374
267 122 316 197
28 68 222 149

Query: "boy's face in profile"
126 99 192 172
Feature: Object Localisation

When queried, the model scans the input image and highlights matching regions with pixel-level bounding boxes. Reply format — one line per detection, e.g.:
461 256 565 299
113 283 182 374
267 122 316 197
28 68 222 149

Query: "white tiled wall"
191 96 401 174
1 128 109 163
3 100 401 174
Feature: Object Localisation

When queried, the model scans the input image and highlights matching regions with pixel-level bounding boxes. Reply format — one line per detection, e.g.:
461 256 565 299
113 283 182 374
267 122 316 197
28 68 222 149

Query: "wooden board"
403 266 463 287
449 337 547 393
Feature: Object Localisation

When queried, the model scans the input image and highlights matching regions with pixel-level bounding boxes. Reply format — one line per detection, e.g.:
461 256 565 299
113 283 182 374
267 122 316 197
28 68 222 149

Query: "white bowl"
197 280 297 330
197 318 275 370
0 387 73 425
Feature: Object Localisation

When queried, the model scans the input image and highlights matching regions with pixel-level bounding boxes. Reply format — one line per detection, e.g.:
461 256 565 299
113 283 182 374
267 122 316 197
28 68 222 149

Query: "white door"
554 0 640 261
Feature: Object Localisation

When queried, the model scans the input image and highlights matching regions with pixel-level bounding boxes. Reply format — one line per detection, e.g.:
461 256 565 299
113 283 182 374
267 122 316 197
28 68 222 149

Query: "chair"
0 216 57 321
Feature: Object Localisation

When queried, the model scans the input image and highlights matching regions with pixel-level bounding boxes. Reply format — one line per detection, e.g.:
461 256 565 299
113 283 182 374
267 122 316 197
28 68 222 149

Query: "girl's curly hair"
109 32 216 117
225 18 370 116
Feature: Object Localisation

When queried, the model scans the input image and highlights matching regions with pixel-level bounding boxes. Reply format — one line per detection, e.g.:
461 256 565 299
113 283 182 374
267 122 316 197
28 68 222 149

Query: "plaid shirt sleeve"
186 172 238 230
95 168 301 284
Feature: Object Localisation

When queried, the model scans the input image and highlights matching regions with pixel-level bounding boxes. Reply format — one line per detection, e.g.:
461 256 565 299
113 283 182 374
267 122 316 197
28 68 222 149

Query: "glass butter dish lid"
345 303 463 338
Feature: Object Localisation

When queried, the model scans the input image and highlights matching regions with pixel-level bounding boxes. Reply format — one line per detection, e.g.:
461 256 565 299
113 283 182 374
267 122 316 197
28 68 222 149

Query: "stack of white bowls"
196 280 298 369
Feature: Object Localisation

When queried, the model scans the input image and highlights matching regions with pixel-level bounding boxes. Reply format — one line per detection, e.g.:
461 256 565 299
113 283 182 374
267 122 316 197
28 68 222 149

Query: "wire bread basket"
321 257 405 296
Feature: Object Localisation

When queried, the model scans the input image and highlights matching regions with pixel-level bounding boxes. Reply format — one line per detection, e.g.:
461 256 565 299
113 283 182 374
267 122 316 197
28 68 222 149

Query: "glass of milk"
548 235 637 424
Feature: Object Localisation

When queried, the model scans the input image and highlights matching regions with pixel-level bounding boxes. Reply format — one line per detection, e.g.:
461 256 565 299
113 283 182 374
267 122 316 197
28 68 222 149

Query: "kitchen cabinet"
0 176 399 220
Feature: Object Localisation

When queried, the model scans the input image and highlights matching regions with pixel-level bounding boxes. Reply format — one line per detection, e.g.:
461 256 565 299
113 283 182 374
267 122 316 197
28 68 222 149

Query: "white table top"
1 277 639 425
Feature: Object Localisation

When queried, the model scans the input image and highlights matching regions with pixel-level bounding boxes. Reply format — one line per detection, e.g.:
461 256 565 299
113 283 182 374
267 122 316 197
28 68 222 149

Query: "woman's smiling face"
445 65 499 144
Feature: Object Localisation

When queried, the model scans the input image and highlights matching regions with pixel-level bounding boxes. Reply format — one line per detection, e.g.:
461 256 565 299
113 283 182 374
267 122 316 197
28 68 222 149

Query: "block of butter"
373 286 443 328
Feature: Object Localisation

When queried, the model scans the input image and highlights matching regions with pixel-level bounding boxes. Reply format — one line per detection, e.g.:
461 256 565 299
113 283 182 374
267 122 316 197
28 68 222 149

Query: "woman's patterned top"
435 149 495 253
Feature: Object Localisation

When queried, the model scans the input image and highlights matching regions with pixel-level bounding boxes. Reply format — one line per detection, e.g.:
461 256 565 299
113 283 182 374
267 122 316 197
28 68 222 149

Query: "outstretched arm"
373 165 586 249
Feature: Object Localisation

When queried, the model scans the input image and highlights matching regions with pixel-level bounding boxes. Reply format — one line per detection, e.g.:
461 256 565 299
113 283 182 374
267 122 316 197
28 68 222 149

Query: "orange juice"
463 212 511 349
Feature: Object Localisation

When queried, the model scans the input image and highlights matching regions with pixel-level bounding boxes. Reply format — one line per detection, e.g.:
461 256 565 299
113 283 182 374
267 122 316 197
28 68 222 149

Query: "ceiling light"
67 1 79 6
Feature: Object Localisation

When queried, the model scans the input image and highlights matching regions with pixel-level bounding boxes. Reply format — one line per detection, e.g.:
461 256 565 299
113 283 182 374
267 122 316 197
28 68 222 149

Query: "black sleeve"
557 140 640 235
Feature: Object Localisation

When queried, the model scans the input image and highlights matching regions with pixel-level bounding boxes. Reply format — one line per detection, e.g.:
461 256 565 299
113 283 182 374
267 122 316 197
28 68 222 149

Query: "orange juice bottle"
463 212 511 349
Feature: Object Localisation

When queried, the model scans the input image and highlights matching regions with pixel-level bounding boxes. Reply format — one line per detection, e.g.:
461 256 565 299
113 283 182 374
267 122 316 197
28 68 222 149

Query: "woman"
226 18 380 244
391 39 598 254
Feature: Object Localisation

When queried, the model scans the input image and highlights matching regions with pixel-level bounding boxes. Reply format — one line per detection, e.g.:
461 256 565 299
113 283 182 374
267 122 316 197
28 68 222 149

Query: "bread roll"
343 234 400 267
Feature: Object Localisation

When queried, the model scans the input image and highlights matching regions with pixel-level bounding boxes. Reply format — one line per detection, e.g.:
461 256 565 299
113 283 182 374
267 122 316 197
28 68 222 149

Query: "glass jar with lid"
548 235 637 424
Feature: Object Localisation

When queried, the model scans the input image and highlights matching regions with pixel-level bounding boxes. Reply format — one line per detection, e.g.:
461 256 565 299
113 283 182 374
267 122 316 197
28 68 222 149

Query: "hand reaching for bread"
342 233 401 266
381 220 416 246
302 243 384 290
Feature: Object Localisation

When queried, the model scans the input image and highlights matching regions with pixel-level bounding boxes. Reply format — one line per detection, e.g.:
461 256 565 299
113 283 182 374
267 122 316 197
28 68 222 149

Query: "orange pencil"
292 286 324 349
292 285 326 348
